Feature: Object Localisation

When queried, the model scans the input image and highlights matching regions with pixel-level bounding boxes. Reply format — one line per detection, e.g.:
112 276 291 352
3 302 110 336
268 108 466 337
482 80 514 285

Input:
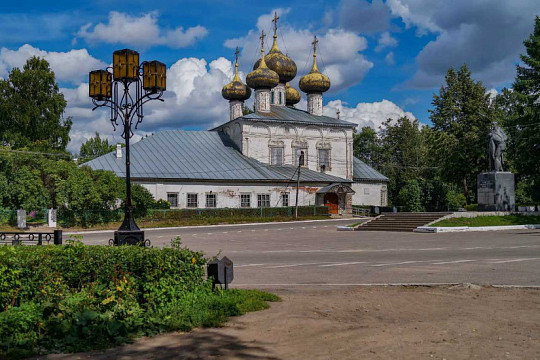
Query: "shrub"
398 180 424 212
0 241 277 358
153 199 171 209
446 190 466 210
464 203 479 211
130 184 156 217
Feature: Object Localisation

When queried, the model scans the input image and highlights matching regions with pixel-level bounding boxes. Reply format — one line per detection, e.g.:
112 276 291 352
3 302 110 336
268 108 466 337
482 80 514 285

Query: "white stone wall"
351 182 388 206
307 93 323 116
271 83 286 106
239 122 354 180
137 181 323 208
229 100 243 121
221 120 244 151
255 89 271 112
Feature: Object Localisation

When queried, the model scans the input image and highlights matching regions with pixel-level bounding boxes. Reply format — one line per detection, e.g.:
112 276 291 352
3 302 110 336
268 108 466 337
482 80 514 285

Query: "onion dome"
299 37 330 94
246 32 279 90
253 36 297 83
222 58 251 101
285 82 300 106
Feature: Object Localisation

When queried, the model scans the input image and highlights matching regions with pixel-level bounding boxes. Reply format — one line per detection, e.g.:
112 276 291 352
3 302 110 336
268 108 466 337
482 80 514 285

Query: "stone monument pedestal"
477 172 515 211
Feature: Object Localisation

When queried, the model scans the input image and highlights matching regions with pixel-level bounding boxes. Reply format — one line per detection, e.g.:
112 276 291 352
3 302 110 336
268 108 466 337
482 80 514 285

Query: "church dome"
222 62 251 101
246 46 279 90
253 36 297 83
299 53 330 94
285 82 300 106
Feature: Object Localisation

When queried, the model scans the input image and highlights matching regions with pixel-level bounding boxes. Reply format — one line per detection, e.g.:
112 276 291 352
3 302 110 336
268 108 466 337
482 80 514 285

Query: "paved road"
75 219 540 286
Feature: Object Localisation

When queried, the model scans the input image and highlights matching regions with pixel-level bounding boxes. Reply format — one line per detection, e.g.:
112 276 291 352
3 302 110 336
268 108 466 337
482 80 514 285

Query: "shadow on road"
43 330 280 360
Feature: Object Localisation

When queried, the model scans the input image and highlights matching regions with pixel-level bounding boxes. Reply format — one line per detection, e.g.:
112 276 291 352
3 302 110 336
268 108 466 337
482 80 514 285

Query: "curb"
415 224 540 233
65 218 358 235
230 283 540 288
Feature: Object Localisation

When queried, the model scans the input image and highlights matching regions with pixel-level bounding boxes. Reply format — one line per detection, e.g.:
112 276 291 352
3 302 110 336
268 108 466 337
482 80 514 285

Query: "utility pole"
295 151 304 220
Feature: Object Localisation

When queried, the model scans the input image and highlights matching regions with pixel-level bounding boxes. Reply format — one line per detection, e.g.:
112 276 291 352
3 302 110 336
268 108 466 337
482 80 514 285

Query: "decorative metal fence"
0 230 62 246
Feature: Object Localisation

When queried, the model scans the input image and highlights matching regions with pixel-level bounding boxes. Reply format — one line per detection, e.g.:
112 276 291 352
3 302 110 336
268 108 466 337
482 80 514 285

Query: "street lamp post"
89 49 166 246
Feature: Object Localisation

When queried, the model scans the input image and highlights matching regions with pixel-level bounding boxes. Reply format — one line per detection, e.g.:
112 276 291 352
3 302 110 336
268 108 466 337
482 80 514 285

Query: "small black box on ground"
207 256 234 289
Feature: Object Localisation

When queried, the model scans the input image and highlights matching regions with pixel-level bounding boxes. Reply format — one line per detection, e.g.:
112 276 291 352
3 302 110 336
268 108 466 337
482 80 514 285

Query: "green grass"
431 215 540 227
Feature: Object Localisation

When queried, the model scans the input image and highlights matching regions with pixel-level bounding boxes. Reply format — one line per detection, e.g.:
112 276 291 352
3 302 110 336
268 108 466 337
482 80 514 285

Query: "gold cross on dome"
272 12 280 36
312 36 319 55
337 109 341 119
260 30 266 49
234 47 239 64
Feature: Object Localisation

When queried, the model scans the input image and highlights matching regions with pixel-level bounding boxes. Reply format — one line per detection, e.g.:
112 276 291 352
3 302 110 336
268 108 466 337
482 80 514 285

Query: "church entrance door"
324 193 339 214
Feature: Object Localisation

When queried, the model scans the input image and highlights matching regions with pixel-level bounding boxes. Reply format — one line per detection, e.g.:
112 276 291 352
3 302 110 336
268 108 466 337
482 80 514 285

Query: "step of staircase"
356 212 451 232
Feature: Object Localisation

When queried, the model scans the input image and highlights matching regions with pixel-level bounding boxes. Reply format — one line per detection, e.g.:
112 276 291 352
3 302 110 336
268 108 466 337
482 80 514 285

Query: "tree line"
353 16 540 210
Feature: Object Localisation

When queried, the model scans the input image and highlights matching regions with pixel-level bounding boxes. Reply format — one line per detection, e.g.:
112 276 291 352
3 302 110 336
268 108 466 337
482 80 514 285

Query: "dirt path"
41 285 540 360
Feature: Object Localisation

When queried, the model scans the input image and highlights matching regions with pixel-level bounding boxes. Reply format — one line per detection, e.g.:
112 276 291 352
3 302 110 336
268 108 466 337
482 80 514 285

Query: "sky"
0 0 538 152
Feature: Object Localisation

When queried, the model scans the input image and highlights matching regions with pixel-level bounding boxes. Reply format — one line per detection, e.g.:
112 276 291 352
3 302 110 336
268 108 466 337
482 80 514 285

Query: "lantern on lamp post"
89 49 166 246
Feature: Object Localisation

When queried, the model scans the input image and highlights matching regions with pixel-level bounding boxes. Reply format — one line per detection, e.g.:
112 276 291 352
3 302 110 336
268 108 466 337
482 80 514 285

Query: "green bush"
464 203 479 211
446 190 466 210
144 206 328 222
0 241 278 358
516 178 539 206
153 199 171 209
398 180 424 212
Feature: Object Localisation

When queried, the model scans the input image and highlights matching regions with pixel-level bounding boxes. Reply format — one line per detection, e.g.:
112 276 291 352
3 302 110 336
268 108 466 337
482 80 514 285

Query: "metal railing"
0 230 62 246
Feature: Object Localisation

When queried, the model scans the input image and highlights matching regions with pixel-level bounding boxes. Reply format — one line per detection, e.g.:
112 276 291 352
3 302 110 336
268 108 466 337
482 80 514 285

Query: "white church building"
85 21 388 215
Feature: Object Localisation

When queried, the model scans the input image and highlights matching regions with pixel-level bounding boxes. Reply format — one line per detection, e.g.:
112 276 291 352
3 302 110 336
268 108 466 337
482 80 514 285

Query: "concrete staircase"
356 212 451 232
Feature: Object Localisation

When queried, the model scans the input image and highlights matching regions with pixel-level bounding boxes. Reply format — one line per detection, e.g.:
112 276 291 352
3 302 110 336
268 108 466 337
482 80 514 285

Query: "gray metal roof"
83 130 351 183
353 157 389 182
213 105 357 130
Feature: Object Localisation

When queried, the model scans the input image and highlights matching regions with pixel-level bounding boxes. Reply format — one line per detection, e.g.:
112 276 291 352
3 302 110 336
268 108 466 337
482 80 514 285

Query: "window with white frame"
318 149 330 172
257 194 270 208
240 194 251 208
294 148 307 166
187 193 198 208
281 192 289 207
206 193 217 208
167 193 178 207
270 147 284 165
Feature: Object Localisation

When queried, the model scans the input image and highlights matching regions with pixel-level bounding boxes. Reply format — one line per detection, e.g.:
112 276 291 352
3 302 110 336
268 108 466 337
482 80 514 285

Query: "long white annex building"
85 17 388 215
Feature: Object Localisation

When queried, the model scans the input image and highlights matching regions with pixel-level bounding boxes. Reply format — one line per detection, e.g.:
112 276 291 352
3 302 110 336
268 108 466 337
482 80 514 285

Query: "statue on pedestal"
488 122 507 172
478 122 514 211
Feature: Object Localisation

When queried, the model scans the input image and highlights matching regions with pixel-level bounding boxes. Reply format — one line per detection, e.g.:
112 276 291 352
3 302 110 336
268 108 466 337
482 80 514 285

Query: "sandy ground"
40 285 540 360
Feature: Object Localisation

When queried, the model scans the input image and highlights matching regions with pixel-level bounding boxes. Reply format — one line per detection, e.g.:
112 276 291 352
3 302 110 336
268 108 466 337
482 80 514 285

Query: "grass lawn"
431 215 540 227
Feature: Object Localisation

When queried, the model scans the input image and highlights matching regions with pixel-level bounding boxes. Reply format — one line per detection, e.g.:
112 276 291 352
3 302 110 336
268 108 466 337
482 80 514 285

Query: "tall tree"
428 64 493 203
378 116 427 204
510 16 540 178
353 126 380 167
0 57 72 151
79 132 116 162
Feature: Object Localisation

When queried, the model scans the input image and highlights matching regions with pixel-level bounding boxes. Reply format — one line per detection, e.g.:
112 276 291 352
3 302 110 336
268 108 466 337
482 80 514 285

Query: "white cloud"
0 44 106 84
225 9 373 93
324 99 416 130
385 51 395 65
376 32 398 52
386 0 538 89
77 11 208 48
386 0 440 35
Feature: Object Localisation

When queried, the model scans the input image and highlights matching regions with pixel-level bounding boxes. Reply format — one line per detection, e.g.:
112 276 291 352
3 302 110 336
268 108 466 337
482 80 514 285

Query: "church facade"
85 16 388 215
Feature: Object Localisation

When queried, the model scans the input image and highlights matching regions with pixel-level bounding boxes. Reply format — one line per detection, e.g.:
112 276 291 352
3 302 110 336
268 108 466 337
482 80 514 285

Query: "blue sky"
0 0 538 152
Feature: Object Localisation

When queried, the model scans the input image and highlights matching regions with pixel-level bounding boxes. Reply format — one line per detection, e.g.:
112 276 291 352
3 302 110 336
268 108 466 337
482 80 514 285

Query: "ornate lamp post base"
113 230 146 246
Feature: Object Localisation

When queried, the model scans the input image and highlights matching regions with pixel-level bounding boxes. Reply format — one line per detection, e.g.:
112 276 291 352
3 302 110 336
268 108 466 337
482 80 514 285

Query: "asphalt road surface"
73 219 540 286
